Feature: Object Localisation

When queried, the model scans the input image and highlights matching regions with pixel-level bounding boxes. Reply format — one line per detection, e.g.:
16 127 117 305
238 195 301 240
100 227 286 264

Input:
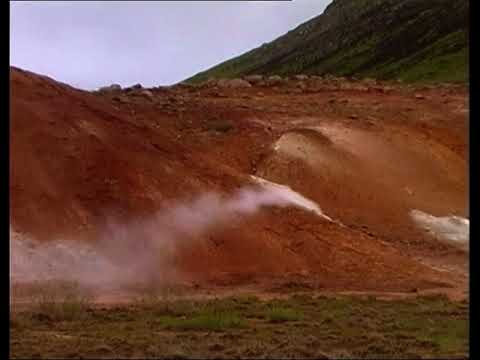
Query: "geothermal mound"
10 67 468 294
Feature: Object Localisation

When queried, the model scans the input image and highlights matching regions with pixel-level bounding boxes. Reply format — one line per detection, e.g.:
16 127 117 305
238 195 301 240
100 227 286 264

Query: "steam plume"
10 179 329 290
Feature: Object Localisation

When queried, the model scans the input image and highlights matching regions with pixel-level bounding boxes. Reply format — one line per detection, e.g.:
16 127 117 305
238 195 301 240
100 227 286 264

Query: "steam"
11 180 328 290
410 209 469 251
250 175 333 221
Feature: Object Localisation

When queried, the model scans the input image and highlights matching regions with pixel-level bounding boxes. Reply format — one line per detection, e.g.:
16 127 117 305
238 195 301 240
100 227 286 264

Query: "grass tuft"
266 306 304 323
158 310 246 331
27 281 93 322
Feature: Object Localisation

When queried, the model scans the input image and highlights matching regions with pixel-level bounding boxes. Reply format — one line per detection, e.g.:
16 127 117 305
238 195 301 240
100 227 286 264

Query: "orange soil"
10 67 468 295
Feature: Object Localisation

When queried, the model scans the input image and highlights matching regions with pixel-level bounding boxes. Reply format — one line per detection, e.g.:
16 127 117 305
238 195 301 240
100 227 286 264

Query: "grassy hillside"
185 0 468 84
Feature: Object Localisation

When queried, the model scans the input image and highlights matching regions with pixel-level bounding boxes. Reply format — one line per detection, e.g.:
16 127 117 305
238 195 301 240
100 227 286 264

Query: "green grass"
266 306 304 323
184 0 468 85
368 30 469 83
157 311 246 331
13 280 94 323
10 291 469 359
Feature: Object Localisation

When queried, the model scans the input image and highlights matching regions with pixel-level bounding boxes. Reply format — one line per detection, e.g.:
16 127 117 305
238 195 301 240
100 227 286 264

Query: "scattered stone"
296 82 307 90
349 115 359 120
257 92 265 97
415 94 426 100
209 343 225 352
217 78 252 88
266 75 284 86
140 90 154 99
206 119 234 132
112 95 130 104
294 74 309 81
244 74 263 84
199 79 217 88
94 344 114 355
363 77 377 85
98 84 121 92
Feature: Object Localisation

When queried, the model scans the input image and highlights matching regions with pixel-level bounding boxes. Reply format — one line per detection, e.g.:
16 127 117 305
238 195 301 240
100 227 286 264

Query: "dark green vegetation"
186 0 468 84
11 293 469 359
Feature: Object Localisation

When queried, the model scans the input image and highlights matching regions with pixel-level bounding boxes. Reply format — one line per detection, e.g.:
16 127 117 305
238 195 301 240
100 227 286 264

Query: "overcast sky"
10 1 331 90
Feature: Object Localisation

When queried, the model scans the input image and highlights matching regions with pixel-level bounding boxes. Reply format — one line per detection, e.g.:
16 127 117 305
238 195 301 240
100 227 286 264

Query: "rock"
296 82 307 90
124 84 143 92
415 94 426 100
206 119 234 132
294 74 309 81
209 343 225 352
93 344 114 354
363 77 377 85
266 75 284 86
244 75 264 84
217 78 252 88
98 84 121 92
112 95 130 104
140 90 154 98
268 75 282 81
200 78 218 88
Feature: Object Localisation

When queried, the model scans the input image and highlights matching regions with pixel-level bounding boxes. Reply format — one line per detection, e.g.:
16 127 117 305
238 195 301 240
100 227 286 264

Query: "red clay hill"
10 67 468 295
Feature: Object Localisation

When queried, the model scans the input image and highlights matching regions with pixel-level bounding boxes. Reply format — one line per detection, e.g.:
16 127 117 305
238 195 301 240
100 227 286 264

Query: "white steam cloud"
11 179 329 290
410 209 469 251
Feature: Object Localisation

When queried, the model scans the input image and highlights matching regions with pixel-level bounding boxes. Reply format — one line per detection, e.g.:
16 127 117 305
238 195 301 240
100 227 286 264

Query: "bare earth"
10 68 469 358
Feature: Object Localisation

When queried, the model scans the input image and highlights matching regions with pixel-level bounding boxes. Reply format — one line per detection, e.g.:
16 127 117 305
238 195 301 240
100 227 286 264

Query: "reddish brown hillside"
10 67 468 294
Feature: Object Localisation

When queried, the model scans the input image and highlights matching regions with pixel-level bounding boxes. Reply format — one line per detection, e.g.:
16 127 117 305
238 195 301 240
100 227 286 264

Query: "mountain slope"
185 0 468 84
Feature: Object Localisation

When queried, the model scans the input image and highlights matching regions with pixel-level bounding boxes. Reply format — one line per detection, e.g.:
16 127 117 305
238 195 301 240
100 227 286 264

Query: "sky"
10 1 331 90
